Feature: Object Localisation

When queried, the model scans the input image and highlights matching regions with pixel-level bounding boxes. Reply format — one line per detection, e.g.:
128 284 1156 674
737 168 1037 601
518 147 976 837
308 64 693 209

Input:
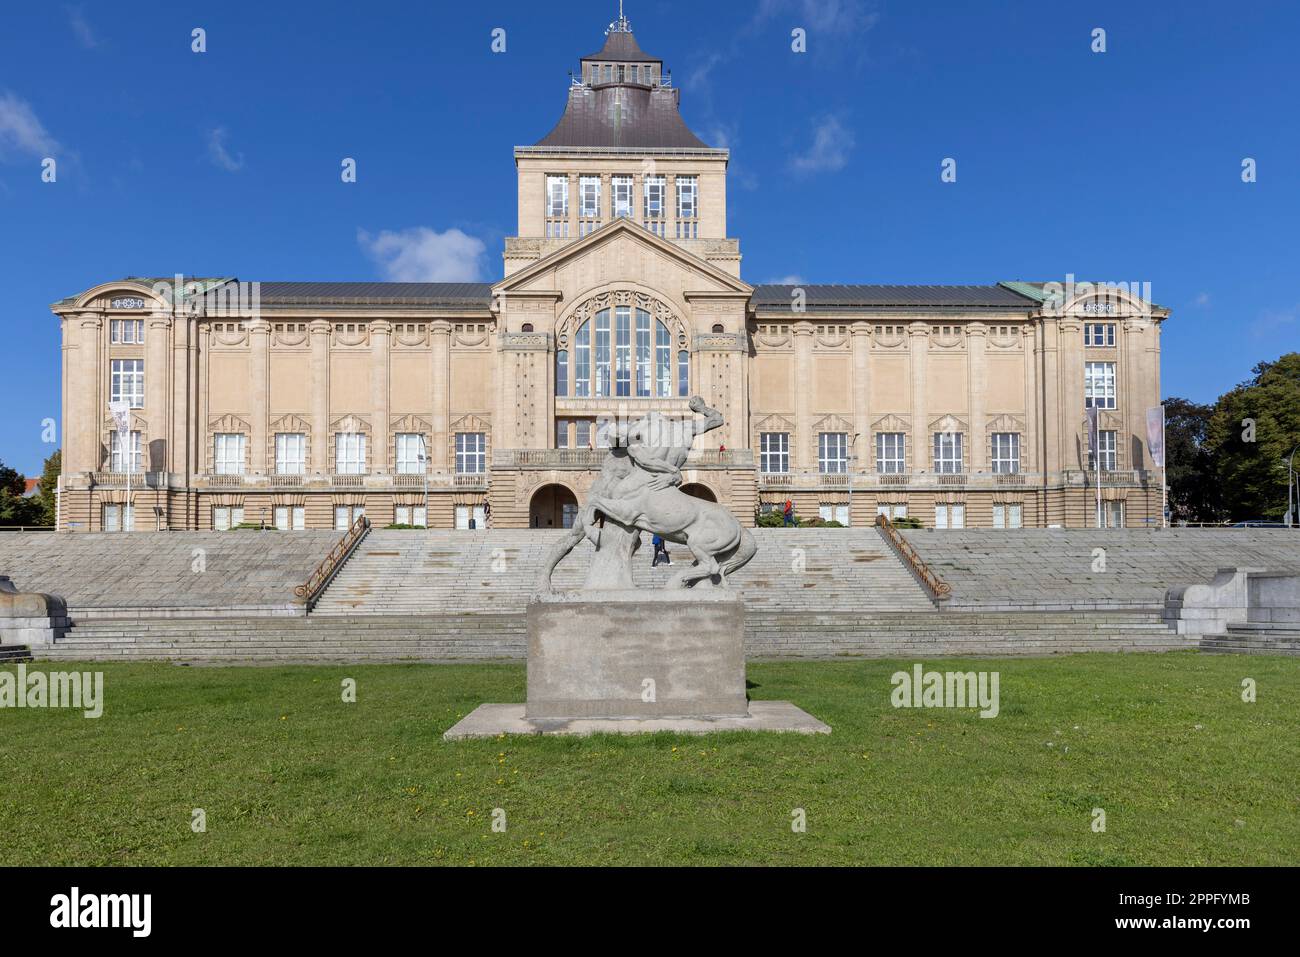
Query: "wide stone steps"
311 528 935 616
34 611 1185 662
1200 623 1300 656
0 645 34 663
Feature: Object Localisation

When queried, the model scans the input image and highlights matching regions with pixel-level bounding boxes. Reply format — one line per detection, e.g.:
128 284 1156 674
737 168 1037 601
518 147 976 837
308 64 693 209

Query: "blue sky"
1 0 1297 475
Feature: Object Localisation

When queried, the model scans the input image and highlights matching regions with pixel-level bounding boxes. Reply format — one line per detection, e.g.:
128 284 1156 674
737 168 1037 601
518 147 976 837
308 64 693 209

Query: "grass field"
1 653 1297 866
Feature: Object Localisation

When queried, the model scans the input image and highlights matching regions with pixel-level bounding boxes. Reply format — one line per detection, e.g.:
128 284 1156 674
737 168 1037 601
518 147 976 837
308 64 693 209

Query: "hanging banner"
1085 407 1099 457
1146 406 1166 468
108 399 131 436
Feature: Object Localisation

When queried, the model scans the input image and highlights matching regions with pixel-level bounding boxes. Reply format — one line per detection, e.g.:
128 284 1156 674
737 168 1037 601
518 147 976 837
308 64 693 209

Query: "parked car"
1228 520 1289 528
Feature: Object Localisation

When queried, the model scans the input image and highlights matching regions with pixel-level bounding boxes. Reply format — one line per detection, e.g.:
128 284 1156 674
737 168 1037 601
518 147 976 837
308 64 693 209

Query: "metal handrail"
875 515 952 603
294 514 371 609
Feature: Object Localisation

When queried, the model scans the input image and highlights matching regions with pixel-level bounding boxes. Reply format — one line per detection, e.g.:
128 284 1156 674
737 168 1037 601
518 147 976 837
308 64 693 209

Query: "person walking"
651 533 671 567
783 499 794 527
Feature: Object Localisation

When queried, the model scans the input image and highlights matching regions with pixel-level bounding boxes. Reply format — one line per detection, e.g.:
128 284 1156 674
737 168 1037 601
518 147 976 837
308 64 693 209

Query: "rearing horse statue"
537 396 757 591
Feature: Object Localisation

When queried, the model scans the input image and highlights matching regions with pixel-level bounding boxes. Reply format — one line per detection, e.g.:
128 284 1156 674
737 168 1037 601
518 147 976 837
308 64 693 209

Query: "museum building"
51 13 1167 533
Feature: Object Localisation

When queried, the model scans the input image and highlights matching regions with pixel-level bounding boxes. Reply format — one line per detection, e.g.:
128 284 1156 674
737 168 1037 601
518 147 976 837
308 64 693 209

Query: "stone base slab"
443 700 831 739
526 590 746 719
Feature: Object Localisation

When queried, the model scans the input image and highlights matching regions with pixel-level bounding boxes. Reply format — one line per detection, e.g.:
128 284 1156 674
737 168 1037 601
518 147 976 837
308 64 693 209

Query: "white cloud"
66 6 99 49
358 227 487 282
1193 291 1211 307
1251 304 1298 339
790 114 854 174
206 127 244 172
0 91 60 160
767 274 806 285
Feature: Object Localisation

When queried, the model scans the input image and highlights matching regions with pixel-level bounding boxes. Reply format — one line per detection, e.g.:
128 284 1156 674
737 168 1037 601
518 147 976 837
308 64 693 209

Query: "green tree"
0 459 40 526
1206 353 1300 522
35 450 61 526
1163 397 1225 523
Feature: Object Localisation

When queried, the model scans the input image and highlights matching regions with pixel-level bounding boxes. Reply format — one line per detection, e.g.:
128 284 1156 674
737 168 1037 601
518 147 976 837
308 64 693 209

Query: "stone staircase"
311 528 936 617
1200 622 1300 657
899 528 1300 611
35 609 1184 663
0 645 33 663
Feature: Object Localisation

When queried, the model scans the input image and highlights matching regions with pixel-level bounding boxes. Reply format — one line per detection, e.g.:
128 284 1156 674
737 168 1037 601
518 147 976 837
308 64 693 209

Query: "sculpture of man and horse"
538 396 757 591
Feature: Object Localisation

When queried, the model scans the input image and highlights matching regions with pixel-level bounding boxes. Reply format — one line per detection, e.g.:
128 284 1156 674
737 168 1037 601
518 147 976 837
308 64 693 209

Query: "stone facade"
50 17 1167 533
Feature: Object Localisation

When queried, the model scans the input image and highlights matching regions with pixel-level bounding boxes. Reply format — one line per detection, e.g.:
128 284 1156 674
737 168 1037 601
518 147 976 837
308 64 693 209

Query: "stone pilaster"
309 320 331 474
146 315 171 472
430 320 451 470
247 319 270 474
75 313 103 473
1058 317 1084 471
851 325 871 470
371 320 392 473
967 322 987 472
792 321 814 470
908 322 929 473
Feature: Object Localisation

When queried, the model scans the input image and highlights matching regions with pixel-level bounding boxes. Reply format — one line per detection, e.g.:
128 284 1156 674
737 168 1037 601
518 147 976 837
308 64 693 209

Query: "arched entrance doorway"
680 483 718 502
530 484 579 529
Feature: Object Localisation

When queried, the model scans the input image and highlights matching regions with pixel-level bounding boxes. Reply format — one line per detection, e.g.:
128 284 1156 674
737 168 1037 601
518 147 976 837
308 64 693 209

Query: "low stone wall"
1164 567 1300 636
0 576 68 645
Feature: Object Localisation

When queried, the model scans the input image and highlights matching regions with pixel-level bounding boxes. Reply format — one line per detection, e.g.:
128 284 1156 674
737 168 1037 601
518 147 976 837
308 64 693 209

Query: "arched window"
568 308 677 398
521 323 534 332
711 323 724 334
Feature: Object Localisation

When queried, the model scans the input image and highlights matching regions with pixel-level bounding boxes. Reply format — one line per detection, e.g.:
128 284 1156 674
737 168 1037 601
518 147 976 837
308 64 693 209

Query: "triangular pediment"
494 219 751 299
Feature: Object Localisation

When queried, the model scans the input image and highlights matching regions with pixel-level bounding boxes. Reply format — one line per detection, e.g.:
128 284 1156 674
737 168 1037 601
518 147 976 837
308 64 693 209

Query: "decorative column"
76 313 103 473
430 320 451 470
851 324 871 469
170 315 193 475
247 319 270 474
908 322 929 473
666 173 677 240
146 315 171 472
309 320 331 474
1058 317 1084 472
567 173 579 238
371 320 392 473
967 322 988 472
792 321 814 470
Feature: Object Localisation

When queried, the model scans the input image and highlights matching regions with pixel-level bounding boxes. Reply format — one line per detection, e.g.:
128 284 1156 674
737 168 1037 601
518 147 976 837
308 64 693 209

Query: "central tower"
505 9 739 277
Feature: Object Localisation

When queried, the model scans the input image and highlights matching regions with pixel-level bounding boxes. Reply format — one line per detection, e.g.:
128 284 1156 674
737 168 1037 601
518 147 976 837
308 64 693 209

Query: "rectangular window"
545 175 568 237
635 309 651 397
990 432 1020 474
110 430 143 473
1084 323 1116 347
455 505 487 530
818 432 848 474
1090 430 1118 471
334 506 361 531
933 432 964 474
993 503 1024 529
102 503 134 532
579 175 601 234
1100 500 1124 528
274 506 306 531
877 504 909 520
213 433 246 475
574 323 590 396
274 433 306 475
555 420 569 449
110 319 144 344
555 349 568 397
335 433 367 474
643 175 666 235
676 176 698 239
213 506 245 531
394 506 427 528
594 309 611 396
1085 361 1117 409
612 175 634 218
615 305 631 396
575 419 592 449
760 432 789 474
110 359 145 408
455 432 486 474
819 503 850 526
876 432 906 474
935 503 966 529
395 433 427 474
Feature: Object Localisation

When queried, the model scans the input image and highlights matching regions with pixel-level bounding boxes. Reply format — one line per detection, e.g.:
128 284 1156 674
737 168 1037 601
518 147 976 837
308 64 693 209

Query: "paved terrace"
899 528 1300 611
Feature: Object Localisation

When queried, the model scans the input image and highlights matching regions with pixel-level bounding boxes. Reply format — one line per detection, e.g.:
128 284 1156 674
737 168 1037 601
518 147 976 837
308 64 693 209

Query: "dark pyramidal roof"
535 15 711 150
751 285 1039 309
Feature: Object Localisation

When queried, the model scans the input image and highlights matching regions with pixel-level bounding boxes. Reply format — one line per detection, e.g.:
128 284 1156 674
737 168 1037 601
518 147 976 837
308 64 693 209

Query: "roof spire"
607 1 631 35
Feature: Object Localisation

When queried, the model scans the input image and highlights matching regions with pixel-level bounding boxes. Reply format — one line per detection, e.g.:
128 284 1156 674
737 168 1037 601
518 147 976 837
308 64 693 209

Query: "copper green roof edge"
998 280 1168 312
997 281 1048 302
52 277 235 307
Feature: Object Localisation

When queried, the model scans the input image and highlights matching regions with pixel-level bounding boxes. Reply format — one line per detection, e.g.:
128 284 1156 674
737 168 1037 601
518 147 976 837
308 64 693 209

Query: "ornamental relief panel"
209 322 249 347
814 324 851 350
392 323 429 348
271 323 309 347
330 413 370 434
332 323 370 348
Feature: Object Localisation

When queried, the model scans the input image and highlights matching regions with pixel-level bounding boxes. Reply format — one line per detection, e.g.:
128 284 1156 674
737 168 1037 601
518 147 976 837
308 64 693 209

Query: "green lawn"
1 653 1297 866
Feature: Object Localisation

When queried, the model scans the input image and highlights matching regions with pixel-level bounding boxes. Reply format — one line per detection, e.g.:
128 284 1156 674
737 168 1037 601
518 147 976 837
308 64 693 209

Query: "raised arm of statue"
688 395 724 437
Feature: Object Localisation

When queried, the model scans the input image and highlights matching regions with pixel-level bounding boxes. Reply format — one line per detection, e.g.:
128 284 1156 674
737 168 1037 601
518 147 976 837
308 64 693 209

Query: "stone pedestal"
444 589 830 739
526 590 746 719
0 576 69 645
